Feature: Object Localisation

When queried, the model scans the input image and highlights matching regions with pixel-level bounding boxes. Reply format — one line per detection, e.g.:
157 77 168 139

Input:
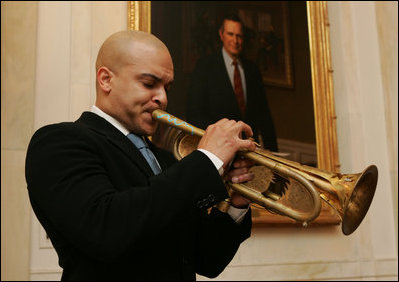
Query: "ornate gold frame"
307 2 339 172
127 1 151 32
127 1 341 225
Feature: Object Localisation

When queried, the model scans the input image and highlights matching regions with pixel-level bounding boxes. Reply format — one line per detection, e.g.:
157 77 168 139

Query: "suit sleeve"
195 208 252 278
25 124 230 262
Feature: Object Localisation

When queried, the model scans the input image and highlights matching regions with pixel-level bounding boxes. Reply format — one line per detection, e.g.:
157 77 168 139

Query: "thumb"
238 139 256 152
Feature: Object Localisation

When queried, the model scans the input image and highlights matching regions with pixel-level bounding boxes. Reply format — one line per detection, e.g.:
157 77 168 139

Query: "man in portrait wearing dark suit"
25 30 257 281
187 14 278 151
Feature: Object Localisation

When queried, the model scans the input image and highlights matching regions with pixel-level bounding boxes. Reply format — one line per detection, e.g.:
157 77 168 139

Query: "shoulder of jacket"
30 121 93 145
195 51 223 66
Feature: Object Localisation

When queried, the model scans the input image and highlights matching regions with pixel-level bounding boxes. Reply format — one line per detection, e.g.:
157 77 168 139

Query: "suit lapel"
216 51 236 95
241 59 251 114
75 112 154 176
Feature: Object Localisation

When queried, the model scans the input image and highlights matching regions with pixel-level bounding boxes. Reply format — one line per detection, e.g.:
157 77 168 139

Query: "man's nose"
234 35 242 45
153 88 168 106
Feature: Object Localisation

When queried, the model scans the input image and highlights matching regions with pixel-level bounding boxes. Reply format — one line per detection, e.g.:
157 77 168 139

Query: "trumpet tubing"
152 109 378 235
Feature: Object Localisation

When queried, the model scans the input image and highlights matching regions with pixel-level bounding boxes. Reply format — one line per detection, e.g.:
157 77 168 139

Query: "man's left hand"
224 158 255 208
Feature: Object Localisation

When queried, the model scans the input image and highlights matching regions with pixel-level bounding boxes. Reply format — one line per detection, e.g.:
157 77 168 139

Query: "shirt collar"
90 105 130 136
222 47 240 67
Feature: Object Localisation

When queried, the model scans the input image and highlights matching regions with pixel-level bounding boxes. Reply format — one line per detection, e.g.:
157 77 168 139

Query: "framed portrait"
128 1 341 227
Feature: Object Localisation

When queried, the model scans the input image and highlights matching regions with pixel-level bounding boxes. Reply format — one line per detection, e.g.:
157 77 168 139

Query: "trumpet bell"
174 132 201 160
342 165 378 235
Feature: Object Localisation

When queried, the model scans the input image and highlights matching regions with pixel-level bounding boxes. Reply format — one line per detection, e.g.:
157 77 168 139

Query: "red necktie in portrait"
233 60 246 116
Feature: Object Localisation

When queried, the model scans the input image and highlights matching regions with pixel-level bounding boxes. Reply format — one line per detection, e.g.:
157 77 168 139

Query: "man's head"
219 14 244 59
95 30 174 136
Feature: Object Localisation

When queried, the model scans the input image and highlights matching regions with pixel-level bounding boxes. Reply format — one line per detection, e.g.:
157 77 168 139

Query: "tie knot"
127 133 147 150
232 59 239 67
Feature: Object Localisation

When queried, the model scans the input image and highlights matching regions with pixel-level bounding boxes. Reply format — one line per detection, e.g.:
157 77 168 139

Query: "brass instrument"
152 109 378 235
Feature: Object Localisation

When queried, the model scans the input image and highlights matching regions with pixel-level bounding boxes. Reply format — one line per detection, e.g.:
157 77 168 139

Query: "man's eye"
143 82 155 88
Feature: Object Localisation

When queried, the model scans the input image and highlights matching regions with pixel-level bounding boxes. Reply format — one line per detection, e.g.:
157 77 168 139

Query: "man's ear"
97 66 113 93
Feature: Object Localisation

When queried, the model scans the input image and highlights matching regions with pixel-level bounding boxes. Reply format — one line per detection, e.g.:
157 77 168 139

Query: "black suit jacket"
187 50 278 151
25 112 251 281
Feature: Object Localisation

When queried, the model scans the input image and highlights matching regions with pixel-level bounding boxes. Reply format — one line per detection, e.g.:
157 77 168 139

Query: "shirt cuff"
197 149 224 175
227 205 249 224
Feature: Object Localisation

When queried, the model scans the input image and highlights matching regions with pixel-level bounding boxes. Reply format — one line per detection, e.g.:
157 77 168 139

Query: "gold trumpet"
152 109 378 235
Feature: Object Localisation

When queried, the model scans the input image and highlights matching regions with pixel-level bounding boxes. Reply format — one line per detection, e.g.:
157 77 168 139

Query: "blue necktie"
127 133 162 175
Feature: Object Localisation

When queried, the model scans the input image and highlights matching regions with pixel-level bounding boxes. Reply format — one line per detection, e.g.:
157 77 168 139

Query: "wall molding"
277 138 317 166
29 258 397 281
198 258 398 281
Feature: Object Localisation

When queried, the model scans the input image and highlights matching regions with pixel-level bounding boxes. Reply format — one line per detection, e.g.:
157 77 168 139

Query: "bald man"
26 30 255 281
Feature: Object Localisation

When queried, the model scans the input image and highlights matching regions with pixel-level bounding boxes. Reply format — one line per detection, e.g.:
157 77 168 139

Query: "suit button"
197 198 209 208
208 194 215 203
196 199 204 208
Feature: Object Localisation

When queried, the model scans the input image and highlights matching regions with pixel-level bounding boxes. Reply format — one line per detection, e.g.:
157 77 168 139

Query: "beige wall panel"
1 1 38 281
1 1 37 149
375 1 398 245
1 150 32 280
34 1 72 129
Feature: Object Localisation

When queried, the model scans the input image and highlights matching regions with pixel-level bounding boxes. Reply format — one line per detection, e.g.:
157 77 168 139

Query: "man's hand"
197 119 256 166
224 158 255 208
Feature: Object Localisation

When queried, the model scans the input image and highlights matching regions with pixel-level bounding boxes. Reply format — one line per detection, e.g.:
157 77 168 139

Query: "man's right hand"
197 119 256 167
